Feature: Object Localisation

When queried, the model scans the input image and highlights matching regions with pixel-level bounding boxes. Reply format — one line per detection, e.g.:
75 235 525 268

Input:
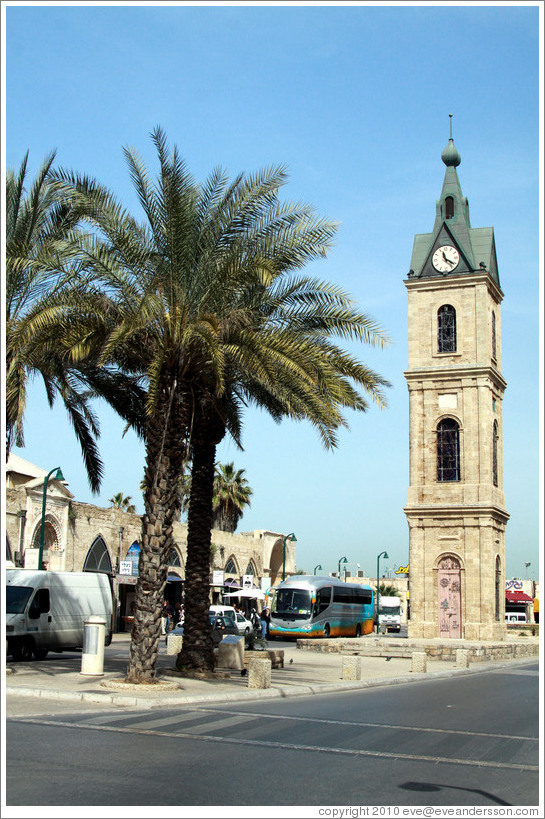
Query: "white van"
6 570 113 660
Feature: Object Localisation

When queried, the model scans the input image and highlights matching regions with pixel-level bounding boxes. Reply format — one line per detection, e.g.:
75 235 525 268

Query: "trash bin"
81 616 106 676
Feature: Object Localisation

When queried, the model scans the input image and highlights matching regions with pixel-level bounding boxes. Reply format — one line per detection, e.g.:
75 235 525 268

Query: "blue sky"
4 2 541 580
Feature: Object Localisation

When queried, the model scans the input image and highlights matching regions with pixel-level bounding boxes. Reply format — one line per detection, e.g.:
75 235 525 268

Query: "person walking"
260 607 270 640
161 600 169 635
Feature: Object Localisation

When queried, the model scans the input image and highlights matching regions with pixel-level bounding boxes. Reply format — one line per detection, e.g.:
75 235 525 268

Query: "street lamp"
282 532 297 581
376 550 389 633
313 564 323 575
38 466 65 570
338 556 348 580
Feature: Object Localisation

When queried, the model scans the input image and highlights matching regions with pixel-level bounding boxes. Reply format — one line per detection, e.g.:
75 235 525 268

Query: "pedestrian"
161 600 168 635
260 607 270 640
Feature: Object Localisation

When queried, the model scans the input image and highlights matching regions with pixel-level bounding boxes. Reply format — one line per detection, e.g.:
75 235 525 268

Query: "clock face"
432 245 460 272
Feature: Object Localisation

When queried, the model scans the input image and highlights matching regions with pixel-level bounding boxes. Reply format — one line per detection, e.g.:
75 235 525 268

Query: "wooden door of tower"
438 556 461 638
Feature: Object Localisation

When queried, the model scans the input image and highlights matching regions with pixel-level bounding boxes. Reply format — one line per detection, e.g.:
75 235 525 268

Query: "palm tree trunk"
125 379 188 684
176 435 217 672
177 405 226 672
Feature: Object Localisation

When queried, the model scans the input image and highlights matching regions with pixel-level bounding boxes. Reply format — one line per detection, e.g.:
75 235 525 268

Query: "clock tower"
404 122 508 641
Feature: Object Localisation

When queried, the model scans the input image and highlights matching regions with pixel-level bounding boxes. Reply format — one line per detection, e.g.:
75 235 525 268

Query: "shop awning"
505 590 533 603
167 574 183 582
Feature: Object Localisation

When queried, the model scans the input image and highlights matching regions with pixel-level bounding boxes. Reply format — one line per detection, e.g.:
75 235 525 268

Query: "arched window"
492 420 499 487
445 196 454 219
437 418 460 482
495 556 501 621
491 311 497 359
245 560 257 577
83 536 112 573
438 305 457 353
169 548 181 567
225 558 237 574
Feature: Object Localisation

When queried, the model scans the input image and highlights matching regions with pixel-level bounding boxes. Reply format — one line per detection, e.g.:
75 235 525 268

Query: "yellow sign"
395 565 409 575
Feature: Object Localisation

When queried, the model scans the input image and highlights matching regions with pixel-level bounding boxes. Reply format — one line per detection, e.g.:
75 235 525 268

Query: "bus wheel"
355 624 361 638
323 624 330 639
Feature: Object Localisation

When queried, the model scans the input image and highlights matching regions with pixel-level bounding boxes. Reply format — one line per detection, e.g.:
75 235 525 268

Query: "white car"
235 611 253 635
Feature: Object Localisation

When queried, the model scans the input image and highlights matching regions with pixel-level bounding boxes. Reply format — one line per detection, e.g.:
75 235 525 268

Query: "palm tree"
6 151 146 492
212 462 252 532
108 492 136 514
55 127 390 680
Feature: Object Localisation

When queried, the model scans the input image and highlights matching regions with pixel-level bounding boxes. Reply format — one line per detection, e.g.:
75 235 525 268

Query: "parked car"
234 611 253 635
168 609 240 644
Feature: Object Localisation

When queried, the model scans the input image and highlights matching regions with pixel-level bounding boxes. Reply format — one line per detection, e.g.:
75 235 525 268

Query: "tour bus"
269 575 374 639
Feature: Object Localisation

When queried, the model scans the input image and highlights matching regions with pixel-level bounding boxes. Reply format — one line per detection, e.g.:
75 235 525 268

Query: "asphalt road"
5 660 539 809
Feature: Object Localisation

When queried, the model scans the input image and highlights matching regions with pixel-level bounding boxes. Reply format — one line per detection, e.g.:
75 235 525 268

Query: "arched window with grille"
169 548 182 567
492 420 499 487
438 305 457 353
445 196 454 219
495 555 501 621
437 418 460 482
225 557 237 574
492 311 497 360
83 536 112 574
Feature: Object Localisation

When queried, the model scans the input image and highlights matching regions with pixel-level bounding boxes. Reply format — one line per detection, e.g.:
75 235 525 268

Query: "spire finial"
441 115 461 167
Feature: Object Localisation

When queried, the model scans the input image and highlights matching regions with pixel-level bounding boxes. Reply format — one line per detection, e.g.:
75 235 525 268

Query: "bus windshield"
6 586 33 614
272 588 312 620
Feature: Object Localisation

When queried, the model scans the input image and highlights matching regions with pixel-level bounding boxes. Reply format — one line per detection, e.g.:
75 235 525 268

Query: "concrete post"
248 657 272 688
411 651 427 673
342 655 362 680
456 648 470 668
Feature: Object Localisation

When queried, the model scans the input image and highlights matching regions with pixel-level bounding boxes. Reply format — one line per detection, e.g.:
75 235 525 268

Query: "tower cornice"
404 364 507 392
405 270 504 303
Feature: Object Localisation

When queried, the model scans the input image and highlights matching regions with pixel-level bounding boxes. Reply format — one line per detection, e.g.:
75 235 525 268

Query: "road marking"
9 717 539 773
185 706 540 743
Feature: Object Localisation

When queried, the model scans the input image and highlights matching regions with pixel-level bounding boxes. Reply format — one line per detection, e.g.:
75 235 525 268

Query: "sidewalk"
5 633 538 711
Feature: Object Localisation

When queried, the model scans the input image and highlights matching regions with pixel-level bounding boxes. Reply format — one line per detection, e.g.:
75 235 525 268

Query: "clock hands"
442 250 456 267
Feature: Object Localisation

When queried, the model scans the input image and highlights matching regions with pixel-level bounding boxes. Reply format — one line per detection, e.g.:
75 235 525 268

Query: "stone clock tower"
404 123 508 641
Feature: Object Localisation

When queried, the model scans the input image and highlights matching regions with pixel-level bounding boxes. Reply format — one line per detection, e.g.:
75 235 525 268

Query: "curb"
5 657 535 710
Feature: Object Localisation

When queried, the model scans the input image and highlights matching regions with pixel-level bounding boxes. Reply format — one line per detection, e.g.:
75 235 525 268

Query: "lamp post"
338 556 348 580
376 550 389 633
282 532 297 581
38 466 65 570
313 564 323 575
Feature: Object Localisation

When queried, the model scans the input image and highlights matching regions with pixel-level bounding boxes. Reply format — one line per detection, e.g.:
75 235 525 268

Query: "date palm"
5 151 146 492
212 462 252 532
56 127 390 679
108 492 136 514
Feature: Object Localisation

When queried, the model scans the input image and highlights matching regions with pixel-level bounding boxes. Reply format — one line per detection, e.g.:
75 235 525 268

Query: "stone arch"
30 513 63 568
83 535 113 574
268 537 286 586
245 558 258 577
436 553 462 638
169 546 184 570
224 555 239 576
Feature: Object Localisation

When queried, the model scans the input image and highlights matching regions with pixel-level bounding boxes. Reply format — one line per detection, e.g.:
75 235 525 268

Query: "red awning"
505 590 533 603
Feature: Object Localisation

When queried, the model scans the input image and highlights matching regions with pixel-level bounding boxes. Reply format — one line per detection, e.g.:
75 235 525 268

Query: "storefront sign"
212 570 224 586
119 560 133 576
243 574 253 588
116 574 138 585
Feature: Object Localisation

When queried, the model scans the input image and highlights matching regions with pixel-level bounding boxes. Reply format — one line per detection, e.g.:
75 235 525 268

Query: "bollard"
248 657 271 689
167 634 183 656
456 648 470 668
342 655 362 681
81 616 106 676
411 651 427 673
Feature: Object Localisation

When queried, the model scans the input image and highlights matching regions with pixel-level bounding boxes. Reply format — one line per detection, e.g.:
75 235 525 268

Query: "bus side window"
315 587 331 615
